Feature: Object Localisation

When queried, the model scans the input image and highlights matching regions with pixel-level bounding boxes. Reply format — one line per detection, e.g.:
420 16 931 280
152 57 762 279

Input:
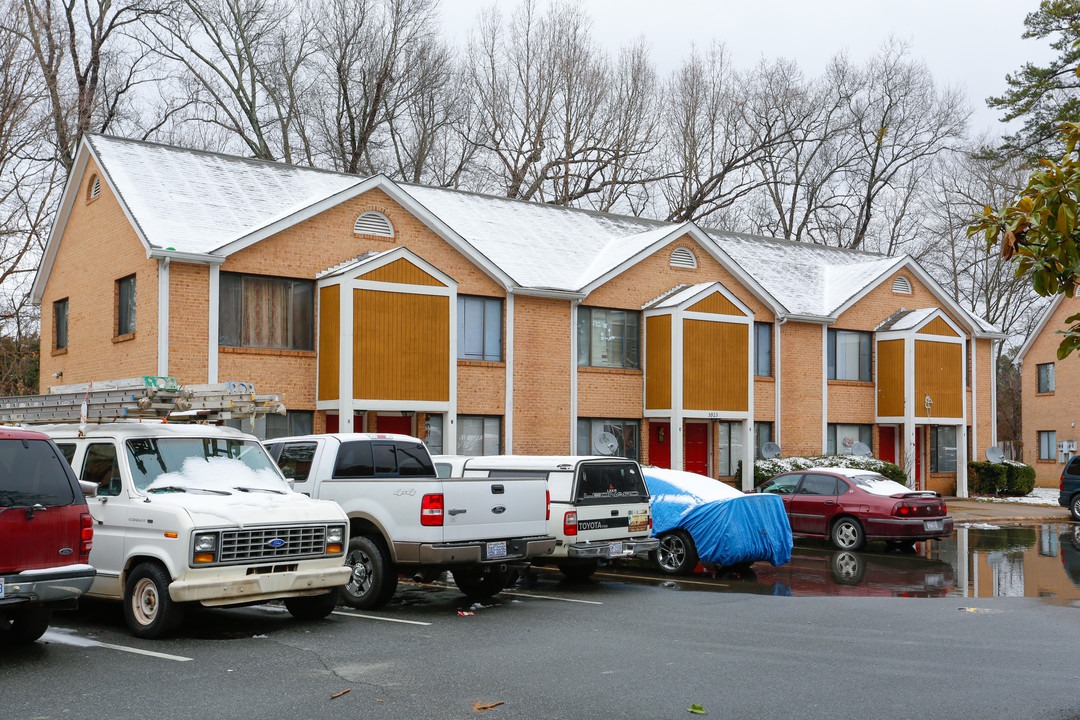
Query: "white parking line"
42 629 192 661
331 610 432 626
500 591 603 605
593 570 729 588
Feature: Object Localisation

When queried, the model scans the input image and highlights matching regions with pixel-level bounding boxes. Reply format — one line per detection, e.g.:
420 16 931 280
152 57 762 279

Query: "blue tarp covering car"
642 467 793 574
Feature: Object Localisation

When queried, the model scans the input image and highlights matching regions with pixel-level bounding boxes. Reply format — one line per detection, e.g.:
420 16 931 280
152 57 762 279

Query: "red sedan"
756 467 953 550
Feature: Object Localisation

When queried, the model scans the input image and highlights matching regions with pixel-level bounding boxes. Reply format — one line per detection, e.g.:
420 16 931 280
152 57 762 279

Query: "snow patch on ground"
973 488 1059 506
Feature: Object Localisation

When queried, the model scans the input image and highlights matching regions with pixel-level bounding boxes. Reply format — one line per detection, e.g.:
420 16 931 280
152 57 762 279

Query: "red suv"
1 428 96 644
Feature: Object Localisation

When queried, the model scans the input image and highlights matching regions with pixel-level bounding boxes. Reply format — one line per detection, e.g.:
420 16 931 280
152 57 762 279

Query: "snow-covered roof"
38 134 1002 336
876 308 939 332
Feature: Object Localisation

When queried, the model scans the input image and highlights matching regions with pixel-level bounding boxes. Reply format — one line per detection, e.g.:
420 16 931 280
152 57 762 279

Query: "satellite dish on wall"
762 442 781 459
594 432 619 456
985 446 1004 464
850 442 873 457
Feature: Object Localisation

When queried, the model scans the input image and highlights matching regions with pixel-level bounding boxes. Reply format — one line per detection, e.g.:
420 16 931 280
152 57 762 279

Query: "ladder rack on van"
0 376 285 425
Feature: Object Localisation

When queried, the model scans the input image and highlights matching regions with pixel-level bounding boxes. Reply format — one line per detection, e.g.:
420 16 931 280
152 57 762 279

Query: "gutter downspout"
157 257 170 377
570 299 580 454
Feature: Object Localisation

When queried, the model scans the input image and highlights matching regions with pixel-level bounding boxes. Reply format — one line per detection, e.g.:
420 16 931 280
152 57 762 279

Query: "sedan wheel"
655 530 698 576
830 517 865 551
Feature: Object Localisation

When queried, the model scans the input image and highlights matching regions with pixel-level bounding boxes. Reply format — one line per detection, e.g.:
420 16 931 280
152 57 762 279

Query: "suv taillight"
563 511 577 536
79 512 93 563
421 494 444 526
1062 472 1066 493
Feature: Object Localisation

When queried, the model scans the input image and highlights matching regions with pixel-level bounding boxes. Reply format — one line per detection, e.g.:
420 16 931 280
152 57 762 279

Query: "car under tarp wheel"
830 518 866 551
655 530 698 576
558 562 598 582
452 567 511 601
1 607 52 644
124 562 186 639
1071 494 1080 522
284 592 338 620
340 535 398 610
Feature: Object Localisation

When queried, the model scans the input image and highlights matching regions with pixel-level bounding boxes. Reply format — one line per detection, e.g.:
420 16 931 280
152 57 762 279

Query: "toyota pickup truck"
264 433 555 608
433 455 658 580
45 423 351 638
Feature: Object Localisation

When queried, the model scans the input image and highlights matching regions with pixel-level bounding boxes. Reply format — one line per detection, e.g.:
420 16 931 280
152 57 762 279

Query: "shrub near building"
967 461 1037 497
746 456 907 488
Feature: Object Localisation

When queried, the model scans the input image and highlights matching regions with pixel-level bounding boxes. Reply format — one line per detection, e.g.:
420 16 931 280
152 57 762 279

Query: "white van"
433 455 657 580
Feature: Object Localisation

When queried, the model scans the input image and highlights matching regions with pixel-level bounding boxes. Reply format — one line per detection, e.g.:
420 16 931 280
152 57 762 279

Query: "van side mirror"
79 479 98 498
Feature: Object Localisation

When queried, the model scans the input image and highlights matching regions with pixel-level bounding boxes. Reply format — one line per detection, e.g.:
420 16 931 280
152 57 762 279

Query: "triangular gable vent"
88 175 101 200
670 247 697 269
354 211 394 238
892 276 912 294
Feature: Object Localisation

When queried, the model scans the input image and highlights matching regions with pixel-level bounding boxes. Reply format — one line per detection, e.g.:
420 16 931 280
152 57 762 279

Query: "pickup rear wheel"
1 607 52 644
340 536 398 610
655 530 698 576
124 562 185 639
284 592 338 620
452 567 511 601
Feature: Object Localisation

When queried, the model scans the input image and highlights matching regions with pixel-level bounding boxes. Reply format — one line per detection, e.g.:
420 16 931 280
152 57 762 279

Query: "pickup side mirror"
78 479 98 498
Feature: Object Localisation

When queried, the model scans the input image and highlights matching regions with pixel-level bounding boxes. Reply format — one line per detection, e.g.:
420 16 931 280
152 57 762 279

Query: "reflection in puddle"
713 523 1080 600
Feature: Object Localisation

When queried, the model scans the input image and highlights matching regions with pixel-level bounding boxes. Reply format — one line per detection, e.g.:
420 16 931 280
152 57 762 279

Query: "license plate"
486 541 507 559
608 541 623 556
924 520 944 531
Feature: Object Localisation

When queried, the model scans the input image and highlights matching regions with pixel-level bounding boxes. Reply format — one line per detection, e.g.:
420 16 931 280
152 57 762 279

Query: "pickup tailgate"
441 476 548 542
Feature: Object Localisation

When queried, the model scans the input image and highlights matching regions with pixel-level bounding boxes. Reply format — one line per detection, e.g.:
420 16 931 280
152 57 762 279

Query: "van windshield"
575 462 648 505
126 437 283 493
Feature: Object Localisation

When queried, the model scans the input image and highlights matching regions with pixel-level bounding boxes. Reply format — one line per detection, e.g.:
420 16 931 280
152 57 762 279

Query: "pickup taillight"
421 494 444 526
79 512 93 563
546 490 550 521
563 511 577 536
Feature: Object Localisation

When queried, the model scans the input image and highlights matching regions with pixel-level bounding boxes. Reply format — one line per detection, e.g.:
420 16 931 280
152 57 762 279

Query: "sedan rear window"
850 474 913 496
575 462 648 505
0 439 76 508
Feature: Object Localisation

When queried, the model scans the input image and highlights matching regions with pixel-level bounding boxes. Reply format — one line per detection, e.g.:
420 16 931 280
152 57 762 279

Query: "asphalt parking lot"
4 559 1080 720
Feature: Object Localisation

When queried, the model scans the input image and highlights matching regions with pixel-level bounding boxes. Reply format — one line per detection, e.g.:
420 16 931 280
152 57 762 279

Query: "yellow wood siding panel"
683 319 748 412
915 340 963 419
645 315 671 410
353 289 449 401
361 258 446 287
917 317 959 337
318 285 340 401
688 293 741 316
876 339 905 417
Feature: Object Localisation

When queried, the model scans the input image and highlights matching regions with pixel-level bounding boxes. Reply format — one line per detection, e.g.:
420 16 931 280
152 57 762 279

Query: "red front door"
377 415 413 436
879 426 896 465
325 414 365 433
648 422 671 469
914 427 923 489
685 423 709 475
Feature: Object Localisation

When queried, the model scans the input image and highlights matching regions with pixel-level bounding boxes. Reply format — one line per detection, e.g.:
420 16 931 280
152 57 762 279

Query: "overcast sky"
437 0 1055 139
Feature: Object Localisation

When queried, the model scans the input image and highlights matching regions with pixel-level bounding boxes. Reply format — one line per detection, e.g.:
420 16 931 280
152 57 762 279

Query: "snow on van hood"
145 457 343 527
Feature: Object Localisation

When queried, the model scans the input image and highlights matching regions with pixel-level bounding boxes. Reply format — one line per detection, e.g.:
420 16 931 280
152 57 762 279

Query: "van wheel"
124 562 185 639
284 592 337 620
452 567 511 601
1071 494 1080 522
558 562 598 582
1 607 52 644
340 536 398 610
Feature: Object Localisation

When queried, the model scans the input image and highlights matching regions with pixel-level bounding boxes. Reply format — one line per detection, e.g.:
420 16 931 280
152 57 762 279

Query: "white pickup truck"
47 423 351 638
433 455 658 580
264 433 555 608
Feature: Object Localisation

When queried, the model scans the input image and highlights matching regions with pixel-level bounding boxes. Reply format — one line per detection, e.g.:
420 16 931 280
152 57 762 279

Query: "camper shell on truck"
433 455 658 580
264 433 555 608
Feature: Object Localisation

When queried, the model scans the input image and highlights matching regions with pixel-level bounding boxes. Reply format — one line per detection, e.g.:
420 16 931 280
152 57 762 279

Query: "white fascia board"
578 223 786 317
32 139 158 303
512 286 587 300
212 175 515 291
900 260 1006 340
682 282 755 318
319 246 457 288
1015 294 1063 366
149 249 225 265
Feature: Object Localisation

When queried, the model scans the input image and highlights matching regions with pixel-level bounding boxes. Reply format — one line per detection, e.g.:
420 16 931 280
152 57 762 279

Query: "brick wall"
1023 296 1079 486
512 295 571 453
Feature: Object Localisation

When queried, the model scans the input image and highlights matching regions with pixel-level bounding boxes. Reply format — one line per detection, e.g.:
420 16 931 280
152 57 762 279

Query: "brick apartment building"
1017 295 1080 487
32 134 1002 494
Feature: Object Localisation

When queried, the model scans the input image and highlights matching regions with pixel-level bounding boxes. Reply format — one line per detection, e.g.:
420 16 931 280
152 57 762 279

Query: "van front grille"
219 526 326 563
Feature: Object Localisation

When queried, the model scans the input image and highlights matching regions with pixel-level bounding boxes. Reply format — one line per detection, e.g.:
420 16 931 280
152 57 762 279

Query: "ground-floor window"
577 418 640 460
227 410 313 440
459 415 501 455
827 423 872 455
929 425 957 473
1038 430 1056 461
424 414 444 455
754 422 773 459
715 421 744 476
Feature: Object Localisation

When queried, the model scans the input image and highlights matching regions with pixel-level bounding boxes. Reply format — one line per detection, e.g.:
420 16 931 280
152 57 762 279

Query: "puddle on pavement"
709 522 1080 602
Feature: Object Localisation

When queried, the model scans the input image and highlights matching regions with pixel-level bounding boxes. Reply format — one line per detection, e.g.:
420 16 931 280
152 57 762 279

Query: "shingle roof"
68 134 1001 335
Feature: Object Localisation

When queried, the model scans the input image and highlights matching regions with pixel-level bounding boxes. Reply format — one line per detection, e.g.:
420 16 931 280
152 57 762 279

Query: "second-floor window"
1037 362 1055 393
54 298 68 350
219 273 314 351
578 307 640 369
116 274 136 336
754 322 772 377
828 329 872 382
458 295 502 361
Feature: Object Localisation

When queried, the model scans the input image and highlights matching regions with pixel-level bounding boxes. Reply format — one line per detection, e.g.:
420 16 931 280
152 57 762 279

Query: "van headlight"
193 532 218 564
325 525 345 554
